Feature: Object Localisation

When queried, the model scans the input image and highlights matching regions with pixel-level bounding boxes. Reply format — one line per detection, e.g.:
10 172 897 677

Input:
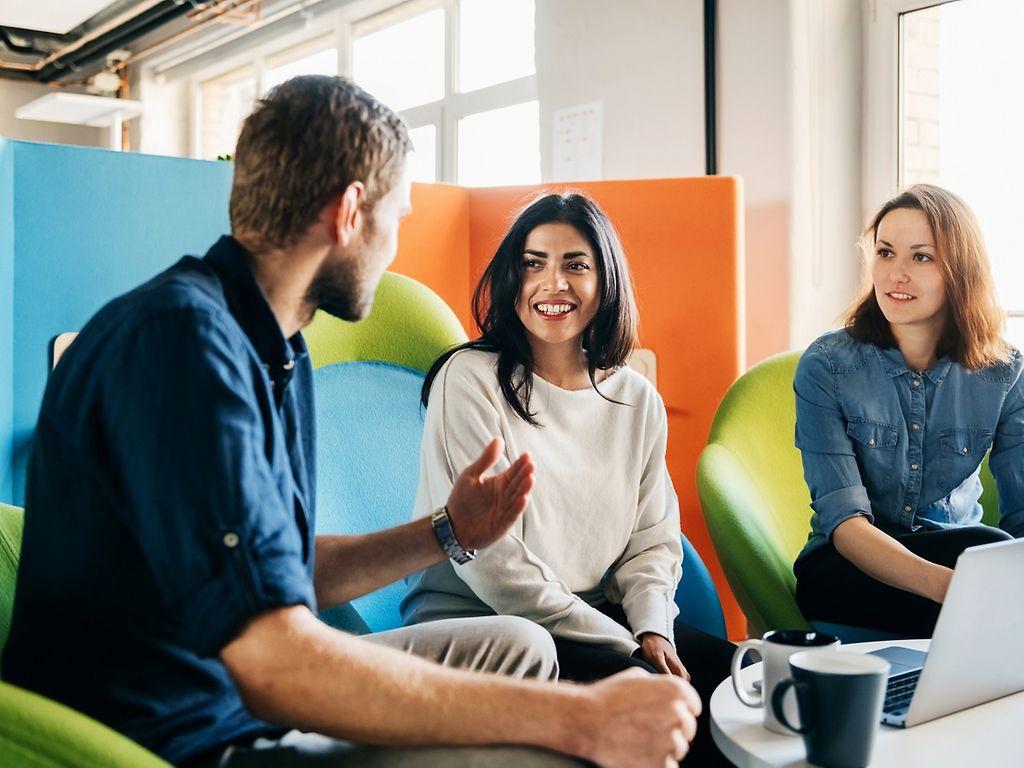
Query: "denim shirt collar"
203 235 308 392
873 343 953 385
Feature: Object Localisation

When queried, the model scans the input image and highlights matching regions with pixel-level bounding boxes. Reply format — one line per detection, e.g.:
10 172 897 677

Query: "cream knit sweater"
401 349 683 655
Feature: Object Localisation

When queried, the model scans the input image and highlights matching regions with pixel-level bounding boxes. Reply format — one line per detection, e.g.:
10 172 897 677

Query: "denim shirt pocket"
938 427 992 489
846 417 899 483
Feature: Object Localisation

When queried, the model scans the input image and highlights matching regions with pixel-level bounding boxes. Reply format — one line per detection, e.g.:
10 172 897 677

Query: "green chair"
1 503 172 767
696 350 1001 639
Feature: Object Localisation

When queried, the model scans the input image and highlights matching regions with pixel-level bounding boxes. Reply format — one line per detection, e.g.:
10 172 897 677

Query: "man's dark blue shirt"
3 236 318 764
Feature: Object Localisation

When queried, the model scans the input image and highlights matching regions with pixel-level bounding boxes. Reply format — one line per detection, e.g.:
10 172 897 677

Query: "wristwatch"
430 506 477 565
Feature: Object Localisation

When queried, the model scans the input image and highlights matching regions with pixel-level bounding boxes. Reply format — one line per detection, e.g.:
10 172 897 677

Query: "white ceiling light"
0 0 116 36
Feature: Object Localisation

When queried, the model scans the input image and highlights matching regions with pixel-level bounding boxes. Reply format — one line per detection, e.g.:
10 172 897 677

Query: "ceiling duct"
0 1 200 83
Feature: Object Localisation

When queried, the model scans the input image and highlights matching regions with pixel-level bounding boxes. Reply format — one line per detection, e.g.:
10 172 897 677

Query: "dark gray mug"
771 649 890 768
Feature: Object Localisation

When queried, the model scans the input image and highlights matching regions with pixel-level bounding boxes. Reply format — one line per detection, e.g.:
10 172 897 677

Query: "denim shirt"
794 329 1024 562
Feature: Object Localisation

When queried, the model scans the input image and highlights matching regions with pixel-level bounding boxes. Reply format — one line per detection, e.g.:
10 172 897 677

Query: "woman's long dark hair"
421 192 639 426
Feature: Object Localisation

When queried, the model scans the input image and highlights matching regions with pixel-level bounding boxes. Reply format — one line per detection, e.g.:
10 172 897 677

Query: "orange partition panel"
391 183 473 329
392 178 746 638
469 180 746 639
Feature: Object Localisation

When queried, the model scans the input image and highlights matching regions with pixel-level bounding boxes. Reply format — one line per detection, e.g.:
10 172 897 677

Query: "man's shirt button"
912 379 920 387
912 423 920 430
904 506 912 512
911 464 919 470
223 532 240 548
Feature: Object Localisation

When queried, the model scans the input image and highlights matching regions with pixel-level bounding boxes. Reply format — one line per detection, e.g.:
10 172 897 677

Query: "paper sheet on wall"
552 101 603 181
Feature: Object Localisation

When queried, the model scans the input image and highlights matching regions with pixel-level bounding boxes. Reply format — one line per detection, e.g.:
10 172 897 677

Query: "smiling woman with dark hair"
401 192 735 766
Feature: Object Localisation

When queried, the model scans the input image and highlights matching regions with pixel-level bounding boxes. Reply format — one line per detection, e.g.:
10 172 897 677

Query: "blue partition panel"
0 140 232 504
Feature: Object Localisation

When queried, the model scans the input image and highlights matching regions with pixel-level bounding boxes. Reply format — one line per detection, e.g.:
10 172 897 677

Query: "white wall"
719 0 794 364
0 79 105 147
535 0 705 181
787 0 863 351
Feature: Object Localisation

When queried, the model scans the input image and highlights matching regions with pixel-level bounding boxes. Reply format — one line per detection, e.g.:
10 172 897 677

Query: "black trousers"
553 602 736 768
795 524 1013 637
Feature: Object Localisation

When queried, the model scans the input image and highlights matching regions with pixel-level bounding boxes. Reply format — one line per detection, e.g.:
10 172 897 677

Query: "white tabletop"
710 640 1024 767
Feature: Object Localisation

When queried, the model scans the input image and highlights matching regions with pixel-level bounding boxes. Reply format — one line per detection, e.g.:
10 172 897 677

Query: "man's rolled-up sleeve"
105 308 315 656
794 347 874 540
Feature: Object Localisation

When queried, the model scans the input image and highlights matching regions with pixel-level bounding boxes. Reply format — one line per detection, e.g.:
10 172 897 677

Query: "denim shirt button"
223 532 240 548
868 438 876 446
912 423 920 430
912 379 920 387
911 463 919 470
904 505 912 512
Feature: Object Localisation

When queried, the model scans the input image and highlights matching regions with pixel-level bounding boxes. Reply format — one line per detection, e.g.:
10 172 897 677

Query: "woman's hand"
445 438 535 551
638 633 689 680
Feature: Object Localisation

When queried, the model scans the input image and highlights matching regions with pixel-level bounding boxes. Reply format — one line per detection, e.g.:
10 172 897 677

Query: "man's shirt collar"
204 236 308 391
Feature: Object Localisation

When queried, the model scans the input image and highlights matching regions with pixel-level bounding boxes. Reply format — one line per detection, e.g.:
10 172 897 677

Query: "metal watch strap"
430 506 476 565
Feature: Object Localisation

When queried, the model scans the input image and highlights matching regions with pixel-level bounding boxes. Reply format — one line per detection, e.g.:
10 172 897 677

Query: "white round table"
710 640 1024 767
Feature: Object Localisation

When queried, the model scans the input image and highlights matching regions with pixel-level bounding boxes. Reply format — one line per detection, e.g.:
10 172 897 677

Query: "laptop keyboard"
883 669 922 717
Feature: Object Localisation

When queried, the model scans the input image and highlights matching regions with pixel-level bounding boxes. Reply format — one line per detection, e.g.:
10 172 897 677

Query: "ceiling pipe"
152 0 323 74
36 2 196 82
114 0 263 72
0 0 200 81
30 0 169 72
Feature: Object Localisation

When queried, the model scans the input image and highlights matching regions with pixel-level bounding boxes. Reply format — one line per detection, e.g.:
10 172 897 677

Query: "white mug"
730 629 840 733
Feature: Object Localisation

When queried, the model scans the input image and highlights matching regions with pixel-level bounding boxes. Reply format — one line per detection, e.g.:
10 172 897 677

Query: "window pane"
459 0 535 93
900 0 1024 309
1007 316 1024 353
458 101 540 187
353 8 444 111
200 66 257 160
407 124 437 183
265 47 338 92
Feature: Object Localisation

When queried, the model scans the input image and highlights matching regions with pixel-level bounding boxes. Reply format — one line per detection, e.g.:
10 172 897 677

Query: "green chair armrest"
698 444 810 637
0 682 170 768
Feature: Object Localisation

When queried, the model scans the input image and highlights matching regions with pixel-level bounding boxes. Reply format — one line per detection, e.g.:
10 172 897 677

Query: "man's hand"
577 668 700 768
445 438 535 551
639 633 690 681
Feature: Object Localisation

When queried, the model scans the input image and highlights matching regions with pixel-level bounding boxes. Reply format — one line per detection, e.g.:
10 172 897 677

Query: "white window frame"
863 0 1024 322
188 12 341 158
862 0 959 216
183 0 537 181
347 0 537 183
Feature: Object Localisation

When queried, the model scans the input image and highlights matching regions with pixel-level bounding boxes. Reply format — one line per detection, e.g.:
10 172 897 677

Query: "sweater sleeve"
417 352 640 654
603 393 683 646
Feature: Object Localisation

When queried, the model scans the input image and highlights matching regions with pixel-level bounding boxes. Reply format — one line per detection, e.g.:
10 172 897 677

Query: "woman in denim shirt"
794 185 1022 637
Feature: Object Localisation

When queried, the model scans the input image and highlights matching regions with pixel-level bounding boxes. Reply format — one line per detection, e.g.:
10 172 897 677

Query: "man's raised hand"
444 438 534 551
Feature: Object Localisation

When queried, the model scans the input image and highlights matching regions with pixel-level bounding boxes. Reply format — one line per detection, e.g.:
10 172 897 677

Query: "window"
351 0 538 186
457 101 540 186
458 0 536 93
197 36 337 160
265 36 338 92
199 65 257 160
867 0 1024 348
193 0 538 185
407 124 438 182
352 8 445 112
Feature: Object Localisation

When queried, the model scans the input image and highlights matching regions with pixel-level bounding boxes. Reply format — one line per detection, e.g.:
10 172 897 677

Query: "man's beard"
305 249 374 322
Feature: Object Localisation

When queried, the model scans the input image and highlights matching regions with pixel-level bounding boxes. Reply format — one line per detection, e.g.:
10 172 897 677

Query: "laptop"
868 537 1024 728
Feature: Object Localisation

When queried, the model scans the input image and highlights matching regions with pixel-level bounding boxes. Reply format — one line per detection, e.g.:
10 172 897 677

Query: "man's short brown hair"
229 75 411 253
